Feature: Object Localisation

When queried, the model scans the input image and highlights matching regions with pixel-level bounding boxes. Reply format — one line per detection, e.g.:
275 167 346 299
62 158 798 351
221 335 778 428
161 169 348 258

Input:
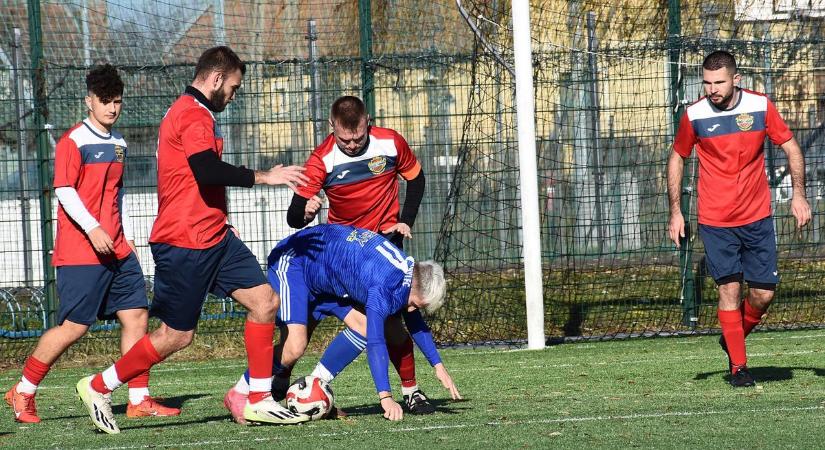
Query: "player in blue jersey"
224 224 461 421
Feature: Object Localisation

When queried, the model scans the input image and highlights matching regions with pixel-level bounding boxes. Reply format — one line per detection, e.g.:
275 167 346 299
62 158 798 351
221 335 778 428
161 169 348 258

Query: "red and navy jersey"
673 89 793 227
150 91 228 249
296 126 421 232
53 120 130 266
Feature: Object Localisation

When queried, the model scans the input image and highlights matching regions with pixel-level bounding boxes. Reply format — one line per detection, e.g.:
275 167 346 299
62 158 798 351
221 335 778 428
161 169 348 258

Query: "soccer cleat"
403 389 436 415
75 376 120 434
243 394 309 425
126 396 181 418
5 384 41 423
730 366 756 388
719 335 733 373
223 387 248 425
271 376 290 401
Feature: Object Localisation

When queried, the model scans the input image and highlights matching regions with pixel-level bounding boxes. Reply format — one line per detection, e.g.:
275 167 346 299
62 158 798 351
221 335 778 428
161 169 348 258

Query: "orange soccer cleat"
126 396 181 418
5 384 41 423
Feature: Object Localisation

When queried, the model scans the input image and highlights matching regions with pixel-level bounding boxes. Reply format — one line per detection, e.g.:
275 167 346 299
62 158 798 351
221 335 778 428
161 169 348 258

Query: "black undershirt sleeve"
399 171 425 227
187 150 255 188
287 193 311 229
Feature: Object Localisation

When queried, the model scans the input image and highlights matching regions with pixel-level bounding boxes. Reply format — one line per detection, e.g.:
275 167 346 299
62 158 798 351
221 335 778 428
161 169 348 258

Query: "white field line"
6 349 821 389
76 405 825 450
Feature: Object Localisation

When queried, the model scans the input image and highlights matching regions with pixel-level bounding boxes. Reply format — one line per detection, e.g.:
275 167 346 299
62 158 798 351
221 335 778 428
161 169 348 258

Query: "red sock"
21 356 51 386
91 335 163 394
128 371 150 389
388 336 417 388
718 309 747 372
244 320 274 403
743 300 766 337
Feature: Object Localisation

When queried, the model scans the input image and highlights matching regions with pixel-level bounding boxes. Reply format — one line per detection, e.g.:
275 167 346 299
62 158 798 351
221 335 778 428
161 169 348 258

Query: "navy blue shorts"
267 249 353 327
698 217 778 289
150 232 267 331
56 253 147 326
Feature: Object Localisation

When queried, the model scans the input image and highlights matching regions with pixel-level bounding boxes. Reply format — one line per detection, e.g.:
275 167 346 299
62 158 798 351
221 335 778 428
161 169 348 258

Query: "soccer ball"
285 375 334 420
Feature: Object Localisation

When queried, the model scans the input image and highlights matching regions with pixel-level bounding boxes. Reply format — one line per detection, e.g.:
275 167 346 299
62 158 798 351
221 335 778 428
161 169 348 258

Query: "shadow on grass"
337 398 470 417
693 366 825 383
117 414 230 432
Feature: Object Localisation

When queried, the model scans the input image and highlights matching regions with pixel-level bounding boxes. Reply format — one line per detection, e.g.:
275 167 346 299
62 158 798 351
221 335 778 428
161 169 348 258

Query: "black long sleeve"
287 193 311 229
187 150 255 187
399 171 425 227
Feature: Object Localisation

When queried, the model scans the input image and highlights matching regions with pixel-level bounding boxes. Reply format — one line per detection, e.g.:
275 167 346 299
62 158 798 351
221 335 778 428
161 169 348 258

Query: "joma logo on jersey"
736 113 754 131
114 145 124 162
368 156 387 174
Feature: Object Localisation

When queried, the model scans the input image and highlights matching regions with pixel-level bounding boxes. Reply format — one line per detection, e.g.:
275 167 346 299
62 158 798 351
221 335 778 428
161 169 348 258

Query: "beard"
710 90 735 109
210 88 228 112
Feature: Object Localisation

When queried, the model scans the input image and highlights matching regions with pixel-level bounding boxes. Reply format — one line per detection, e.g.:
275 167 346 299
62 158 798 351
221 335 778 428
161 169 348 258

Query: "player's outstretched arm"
780 137 812 228
433 363 461 400
366 305 404 421
254 164 309 192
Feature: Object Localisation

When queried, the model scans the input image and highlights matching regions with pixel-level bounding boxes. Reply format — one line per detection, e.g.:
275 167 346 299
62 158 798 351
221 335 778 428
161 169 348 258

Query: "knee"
749 289 774 309
247 288 277 321
281 336 307 365
157 326 194 352
63 321 91 341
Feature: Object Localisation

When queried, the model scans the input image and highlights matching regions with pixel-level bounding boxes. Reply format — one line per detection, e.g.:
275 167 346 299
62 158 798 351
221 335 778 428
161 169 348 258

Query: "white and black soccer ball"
285 375 334 420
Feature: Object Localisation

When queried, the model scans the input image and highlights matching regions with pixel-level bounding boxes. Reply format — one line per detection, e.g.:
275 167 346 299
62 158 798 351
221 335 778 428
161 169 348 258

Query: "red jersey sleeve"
295 151 326 199
393 131 421 180
179 107 217 157
672 112 697 158
53 134 81 188
765 99 793 146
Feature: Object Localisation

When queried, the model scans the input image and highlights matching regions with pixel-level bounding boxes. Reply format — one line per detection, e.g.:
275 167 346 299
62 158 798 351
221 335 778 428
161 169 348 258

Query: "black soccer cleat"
719 335 733 373
729 366 756 388
403 390 436 415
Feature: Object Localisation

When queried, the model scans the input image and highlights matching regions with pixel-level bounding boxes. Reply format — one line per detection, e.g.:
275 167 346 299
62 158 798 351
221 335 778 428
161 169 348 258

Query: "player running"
225 224 461 422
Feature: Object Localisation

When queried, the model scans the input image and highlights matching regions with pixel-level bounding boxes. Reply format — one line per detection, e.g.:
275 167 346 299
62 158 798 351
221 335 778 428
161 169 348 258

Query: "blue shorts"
698 216 778 289
56 253 147 326
150 232 267 331
267 249 353 327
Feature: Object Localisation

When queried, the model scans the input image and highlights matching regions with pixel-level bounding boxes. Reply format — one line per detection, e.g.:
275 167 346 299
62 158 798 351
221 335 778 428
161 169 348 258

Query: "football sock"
91 335 163 394
244 320 275 404
240 359 293 394
742 299 766 337
718 309 747 372
313 328 367 383
388 335 418 390
18 356 50 394
235 374 250 395
128 371 151 405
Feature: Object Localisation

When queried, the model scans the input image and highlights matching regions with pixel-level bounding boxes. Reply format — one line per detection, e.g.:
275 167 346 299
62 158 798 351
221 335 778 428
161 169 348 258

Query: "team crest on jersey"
368 156 387 174
735 113 754 131
114 145 125 162
346 229 376 247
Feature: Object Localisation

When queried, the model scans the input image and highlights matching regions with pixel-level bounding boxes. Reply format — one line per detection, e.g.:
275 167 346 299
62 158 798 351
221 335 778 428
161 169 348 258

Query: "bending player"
225 224 461 422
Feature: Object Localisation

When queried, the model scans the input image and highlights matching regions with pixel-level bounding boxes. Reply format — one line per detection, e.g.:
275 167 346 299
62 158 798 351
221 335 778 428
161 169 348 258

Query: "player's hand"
255 164 309 192
791 195 812 229
88 227 115 255
433 363 461 400
304 195 323 222
381 223 412 240
380 396 403 421
668 211 685 249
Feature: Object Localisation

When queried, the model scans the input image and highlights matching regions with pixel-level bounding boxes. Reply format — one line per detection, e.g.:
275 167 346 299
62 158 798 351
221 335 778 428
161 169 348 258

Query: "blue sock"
313 328 366 382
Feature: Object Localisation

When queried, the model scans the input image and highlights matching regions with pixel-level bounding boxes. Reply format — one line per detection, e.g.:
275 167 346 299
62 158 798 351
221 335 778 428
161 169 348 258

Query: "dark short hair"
330 96 367 130
194 46 246 81
86 64 123 102
703 51 737 73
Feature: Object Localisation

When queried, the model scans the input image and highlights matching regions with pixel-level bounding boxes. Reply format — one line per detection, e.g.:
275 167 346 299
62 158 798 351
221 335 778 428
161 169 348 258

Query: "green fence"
2 1 825 359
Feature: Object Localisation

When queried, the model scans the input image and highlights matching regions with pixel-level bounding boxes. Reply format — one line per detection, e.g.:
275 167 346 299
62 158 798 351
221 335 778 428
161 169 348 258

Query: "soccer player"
668 51 811 387
74 46 310 434
225 224 460 422
4 64 179 423
284 95 434 414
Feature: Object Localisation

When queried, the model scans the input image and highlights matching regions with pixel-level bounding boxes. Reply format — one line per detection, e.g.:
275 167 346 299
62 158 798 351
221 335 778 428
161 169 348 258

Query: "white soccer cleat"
76 376 120 434
243 394 309 425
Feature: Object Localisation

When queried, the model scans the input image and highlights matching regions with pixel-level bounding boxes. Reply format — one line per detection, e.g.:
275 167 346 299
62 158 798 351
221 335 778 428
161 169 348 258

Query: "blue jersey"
268 224 441 393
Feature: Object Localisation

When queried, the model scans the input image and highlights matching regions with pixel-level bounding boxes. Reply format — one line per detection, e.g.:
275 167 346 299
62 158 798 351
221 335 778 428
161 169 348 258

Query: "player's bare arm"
780 137 812 228
666 150 686 248
254 164 309 192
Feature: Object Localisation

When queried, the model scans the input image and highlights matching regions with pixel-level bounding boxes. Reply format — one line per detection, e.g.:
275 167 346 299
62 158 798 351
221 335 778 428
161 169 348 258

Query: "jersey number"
375 242 414 273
